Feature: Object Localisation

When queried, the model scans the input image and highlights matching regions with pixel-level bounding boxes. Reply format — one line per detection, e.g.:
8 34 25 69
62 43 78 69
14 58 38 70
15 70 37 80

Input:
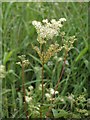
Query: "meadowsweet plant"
32 18 66 64
25 84 59 118
2 3 89 119
32 18 77 118
54 34 77 93
17 55 29 119
32 18 66 97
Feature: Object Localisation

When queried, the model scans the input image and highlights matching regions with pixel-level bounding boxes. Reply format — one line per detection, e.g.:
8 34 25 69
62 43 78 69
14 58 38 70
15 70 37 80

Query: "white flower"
38 83 46 91
42 19 48 23
60 98 65 102
51 19 56 24
65 60 69 66
55 91 59 94
68 94 74 101
28 85 33 91
45 93 51 101
47 61 53 66
32 20 40 26
50 88 55 95
68 96 73 100
59 18 66 22
38 84 42 91
32 18 66 43
0 65 6 79
16 62 21 65
50 88 58 95
49 88 59 95
25 96 32 103
58 57 63 62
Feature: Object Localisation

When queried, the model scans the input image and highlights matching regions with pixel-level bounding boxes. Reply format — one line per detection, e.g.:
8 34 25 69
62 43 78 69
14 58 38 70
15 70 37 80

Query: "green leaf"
72 113 81 119
3 50 15 65
75 46 88 62
28 53 41 64
44 64 52 77
52 109 58 118
57 109 69 118
2 89 11 95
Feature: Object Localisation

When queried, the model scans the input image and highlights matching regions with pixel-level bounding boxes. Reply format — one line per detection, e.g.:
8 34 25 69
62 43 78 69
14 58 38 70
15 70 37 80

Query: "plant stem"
54 50 68 92
46 50 68 118
4 78 9 117
40 52 44 119
42 61 44 104
22 63 28 120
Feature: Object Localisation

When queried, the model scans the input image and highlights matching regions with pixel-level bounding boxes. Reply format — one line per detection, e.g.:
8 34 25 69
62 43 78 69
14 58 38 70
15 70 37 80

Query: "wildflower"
76 108 88 115
60 98 65 102
68 94 74 101
45 93 51 101
49 88 55 95
59 18 66 23
0 65 6 79
42 19 48 23
47 61 53 66
55 91 59 94
60 31 65 36
22 60 29 66
18 55 26 61
58 57 63 62
76 95 86 103
38 83 46 91
49 88 59 95
44 43 63 63
63 36 77 51
32 18 66 43
25 96 32 103
27 91 31 96
32 18 66 64
28 85 33 91
18 55 29 67
16 62 21 66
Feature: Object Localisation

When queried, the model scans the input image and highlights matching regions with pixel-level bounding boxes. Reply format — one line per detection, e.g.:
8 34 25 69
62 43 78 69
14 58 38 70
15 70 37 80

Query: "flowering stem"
40 56 44 118
46 50 68 118
22 63 28 120
54 50 68 92
39 44 45 118
42 61 44 104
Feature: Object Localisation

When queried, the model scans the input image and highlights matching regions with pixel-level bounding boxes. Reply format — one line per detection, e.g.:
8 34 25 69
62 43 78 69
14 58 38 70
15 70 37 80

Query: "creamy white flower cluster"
63 36 77 51
32 18 66 44
16 55 29 67
45 88 59 101
25 85 34 103
0 65 6 79
33 43 63 64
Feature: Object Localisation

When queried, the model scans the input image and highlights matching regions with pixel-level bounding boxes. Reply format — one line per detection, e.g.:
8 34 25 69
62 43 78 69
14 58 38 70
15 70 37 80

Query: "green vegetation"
1 2 90 119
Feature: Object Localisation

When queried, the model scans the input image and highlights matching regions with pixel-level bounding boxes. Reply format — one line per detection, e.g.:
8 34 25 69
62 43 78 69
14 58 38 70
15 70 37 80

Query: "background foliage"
1 2 90 118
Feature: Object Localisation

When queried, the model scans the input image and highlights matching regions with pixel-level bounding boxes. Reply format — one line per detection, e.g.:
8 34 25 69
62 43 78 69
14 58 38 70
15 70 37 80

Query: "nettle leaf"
58 109 69 118
72 113 81 119
52 109 58 118
52 109 69 118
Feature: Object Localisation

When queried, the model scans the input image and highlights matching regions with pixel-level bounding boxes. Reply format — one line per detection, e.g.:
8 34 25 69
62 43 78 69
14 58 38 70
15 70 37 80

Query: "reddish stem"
46 50 68 118
22 63 29 120
54 50 68 92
